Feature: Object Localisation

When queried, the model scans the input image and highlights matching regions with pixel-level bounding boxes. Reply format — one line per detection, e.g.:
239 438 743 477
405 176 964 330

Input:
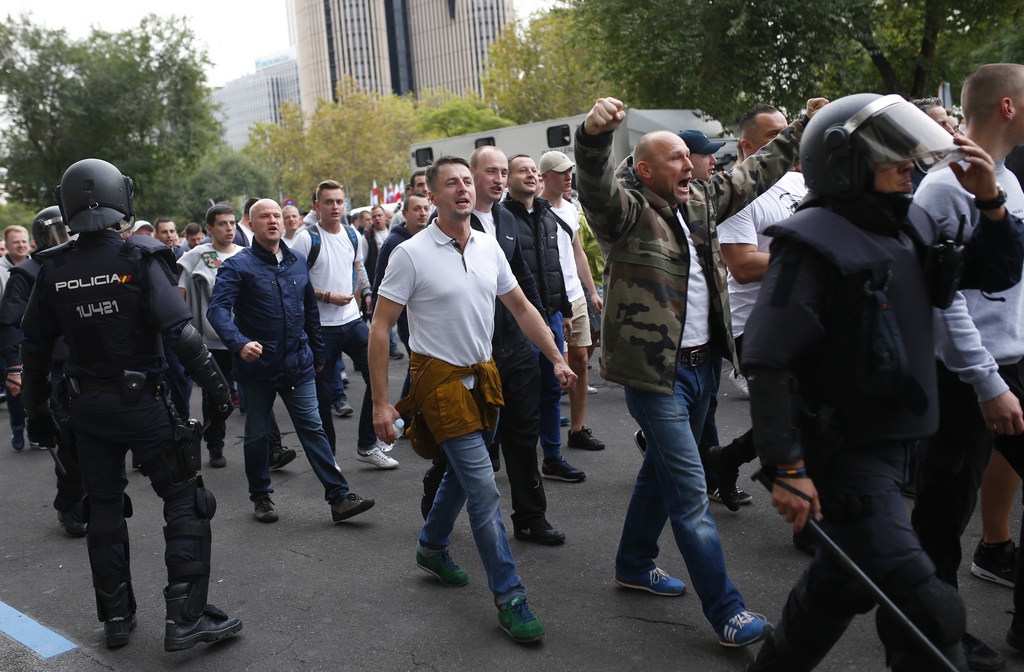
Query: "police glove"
27 413 60 449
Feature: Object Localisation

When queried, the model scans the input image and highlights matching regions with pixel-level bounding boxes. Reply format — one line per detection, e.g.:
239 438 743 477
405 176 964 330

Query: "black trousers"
755 440 967 671
424 338 548 529
51 380 84 512
912 359 1024 610
70 389 208 589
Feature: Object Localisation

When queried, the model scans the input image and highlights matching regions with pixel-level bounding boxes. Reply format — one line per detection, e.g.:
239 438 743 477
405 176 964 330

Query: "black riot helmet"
54 158 135 235
800 93 964 200
31 206 68 252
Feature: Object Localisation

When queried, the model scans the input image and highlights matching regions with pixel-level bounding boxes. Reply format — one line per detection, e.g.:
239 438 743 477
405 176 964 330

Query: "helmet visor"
845 95 964 173
38 216 68 249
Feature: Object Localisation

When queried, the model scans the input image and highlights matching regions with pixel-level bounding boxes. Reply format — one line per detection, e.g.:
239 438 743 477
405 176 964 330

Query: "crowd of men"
6 61 1024 671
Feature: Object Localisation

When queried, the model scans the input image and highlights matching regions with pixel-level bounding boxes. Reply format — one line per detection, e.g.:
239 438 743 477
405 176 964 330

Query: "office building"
294 0 513 112
212 49 302 150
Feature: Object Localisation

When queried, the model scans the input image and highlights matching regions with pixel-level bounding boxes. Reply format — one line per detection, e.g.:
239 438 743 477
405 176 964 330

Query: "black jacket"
502 195 572 317
471 201 544 358
743 197 1024 463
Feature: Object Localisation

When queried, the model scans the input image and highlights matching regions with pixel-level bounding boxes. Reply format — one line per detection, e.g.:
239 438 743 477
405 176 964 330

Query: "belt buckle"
684 347 708 367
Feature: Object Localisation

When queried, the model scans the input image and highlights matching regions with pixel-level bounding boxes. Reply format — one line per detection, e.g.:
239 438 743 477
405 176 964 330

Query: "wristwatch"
975 185 1007 211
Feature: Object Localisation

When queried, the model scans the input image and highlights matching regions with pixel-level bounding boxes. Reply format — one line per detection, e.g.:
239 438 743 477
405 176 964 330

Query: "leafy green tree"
177 147 275 225
481 9 613 124
247 76 419 208
416 93 515 138
0 200 36 228
573 0 1024 123
0 14 221 215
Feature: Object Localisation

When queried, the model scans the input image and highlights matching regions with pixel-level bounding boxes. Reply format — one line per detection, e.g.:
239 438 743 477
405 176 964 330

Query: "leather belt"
679 344 710 367
76 378 160 396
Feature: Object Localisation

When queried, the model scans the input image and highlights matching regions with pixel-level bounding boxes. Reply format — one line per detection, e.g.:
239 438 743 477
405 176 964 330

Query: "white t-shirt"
177 243 241 349
290 226 362 326
717 171 807 337
237 222 255 245
378 223 518 368
678 210 711 348
550 201 585 302
473 208 496 238
372 226 389 250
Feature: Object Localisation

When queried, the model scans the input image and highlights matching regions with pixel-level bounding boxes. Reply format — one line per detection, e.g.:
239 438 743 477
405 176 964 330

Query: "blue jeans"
418 431 525 605
315 320 376 452
240 379 349 505
617 358 745 631
534 311 564 460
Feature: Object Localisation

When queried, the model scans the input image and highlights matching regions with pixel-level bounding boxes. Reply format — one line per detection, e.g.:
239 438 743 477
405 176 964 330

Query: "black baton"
46 443 66 477
753 470 959 672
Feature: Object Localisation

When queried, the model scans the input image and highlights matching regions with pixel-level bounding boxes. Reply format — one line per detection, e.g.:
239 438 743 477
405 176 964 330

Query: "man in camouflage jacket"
573 96 817 647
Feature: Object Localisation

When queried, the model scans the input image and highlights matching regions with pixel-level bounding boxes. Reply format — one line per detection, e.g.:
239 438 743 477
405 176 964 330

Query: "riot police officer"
20 158 242 652
742 94 1023 670
0 206 85 536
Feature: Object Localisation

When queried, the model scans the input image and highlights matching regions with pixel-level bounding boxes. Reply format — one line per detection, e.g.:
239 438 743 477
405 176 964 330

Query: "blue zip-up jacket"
207 238 325 388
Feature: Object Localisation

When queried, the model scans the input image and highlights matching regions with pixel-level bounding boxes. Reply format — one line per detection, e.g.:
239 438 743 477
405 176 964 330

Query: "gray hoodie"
915 161 1024 402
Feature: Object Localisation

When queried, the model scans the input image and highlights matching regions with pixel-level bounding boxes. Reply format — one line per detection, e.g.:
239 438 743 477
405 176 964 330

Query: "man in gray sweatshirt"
911 62 1024 668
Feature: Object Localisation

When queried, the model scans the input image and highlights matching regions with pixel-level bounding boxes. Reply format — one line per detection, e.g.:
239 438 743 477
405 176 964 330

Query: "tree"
416 93 515 138
247 76 419 208
481 9 614 124
0 14 221 215
179 147 275 225
0 200 35 228
573 0 1024 124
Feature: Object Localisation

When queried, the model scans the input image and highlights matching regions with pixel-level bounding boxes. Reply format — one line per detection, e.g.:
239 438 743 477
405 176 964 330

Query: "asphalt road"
0 356 1021 672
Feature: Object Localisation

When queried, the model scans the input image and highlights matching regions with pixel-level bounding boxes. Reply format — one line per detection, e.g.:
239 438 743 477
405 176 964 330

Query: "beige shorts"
566 294 592 348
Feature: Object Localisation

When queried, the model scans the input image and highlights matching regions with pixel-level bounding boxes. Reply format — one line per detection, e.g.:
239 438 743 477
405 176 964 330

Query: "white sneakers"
357 445 399 469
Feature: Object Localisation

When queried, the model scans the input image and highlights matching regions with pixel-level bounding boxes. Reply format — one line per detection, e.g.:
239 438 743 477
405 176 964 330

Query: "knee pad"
80 493 132 524
196 483 216 521
806 564 875 616
162 477 214 585
877 575 965 652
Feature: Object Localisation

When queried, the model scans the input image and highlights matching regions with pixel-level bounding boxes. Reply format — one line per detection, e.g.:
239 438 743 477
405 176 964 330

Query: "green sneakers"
497 596 545 642
416 550 469 587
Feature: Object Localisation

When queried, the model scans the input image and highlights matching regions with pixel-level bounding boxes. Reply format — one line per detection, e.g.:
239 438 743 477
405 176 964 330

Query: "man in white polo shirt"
291 180 398 470
369 156 576 643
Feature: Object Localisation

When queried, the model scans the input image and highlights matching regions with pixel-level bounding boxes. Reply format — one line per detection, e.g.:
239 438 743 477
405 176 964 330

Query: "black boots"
57 500 87 537
95 581 137 649
164 583 242 652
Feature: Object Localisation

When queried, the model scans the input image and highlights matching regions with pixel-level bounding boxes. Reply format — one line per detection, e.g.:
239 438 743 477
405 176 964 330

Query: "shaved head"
249 198 280 222
633 130 679 167
470 145 506 168
962 63 1024 124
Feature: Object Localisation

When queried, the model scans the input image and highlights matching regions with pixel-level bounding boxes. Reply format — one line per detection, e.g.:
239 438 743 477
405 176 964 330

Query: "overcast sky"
8 0 556 88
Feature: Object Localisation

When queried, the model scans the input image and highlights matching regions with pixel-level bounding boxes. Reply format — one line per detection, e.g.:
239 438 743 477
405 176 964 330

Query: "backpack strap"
305 222 360 288
306 224 322 270
549 209 575 241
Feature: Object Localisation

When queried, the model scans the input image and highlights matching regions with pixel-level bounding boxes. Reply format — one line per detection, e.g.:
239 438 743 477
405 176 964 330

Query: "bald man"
207 198 375 525
574 96 820 648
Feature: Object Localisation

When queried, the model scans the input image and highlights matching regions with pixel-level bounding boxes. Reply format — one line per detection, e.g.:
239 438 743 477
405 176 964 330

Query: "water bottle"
393 418 405 438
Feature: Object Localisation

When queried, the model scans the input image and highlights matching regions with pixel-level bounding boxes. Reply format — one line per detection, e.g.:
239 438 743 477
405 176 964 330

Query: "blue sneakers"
716 610 772 647
614 567 685 596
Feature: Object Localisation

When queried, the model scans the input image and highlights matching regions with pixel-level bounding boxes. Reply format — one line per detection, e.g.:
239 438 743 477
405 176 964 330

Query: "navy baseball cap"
678 129 726 155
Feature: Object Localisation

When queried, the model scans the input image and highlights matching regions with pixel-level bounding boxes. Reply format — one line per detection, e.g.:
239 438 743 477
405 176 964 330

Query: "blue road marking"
0 600 76 658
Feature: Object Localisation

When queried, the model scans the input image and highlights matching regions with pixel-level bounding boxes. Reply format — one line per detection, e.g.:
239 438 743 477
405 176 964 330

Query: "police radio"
924 214 966 309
